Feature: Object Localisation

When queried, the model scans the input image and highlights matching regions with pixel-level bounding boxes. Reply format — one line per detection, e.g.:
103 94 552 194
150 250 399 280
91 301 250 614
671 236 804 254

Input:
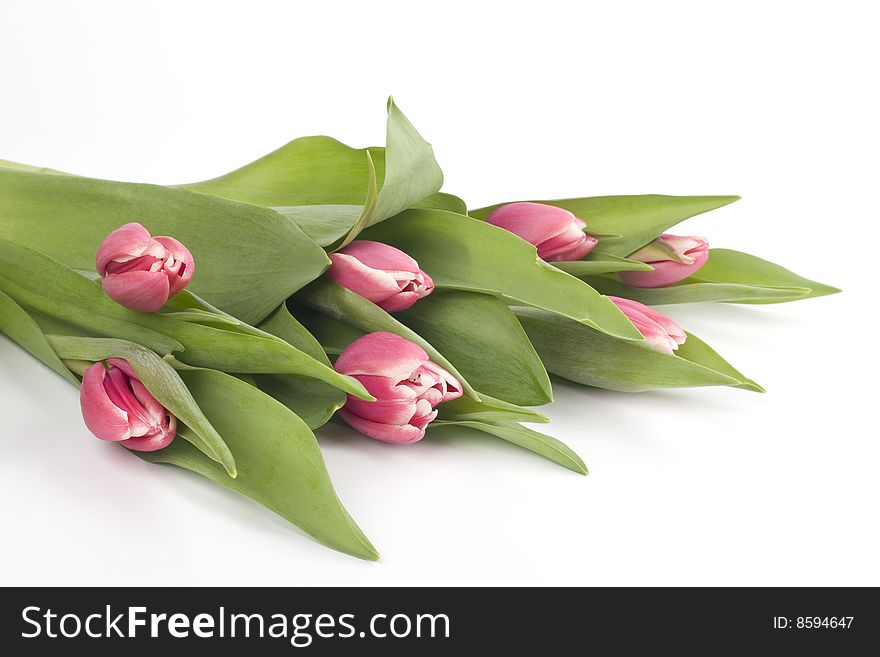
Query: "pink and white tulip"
96 222 194 312
334 332 462 444
327 241 435 312
485 202 598 262
80 359 176 451
618 234 709 288
609 296 687 354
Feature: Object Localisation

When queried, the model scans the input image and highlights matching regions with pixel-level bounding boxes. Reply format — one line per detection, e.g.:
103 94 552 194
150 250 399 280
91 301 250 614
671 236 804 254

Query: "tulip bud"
96 222 194 312
485 202 598 262
334 332 463 444
609 296 686 354
618 234 709 288
80 359 176 451
326 241 435 312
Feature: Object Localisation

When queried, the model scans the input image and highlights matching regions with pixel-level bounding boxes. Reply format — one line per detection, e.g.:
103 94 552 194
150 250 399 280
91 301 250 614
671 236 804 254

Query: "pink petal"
619 235 709 288
95 223 165 274
540 232 599 262
101 270 171 312
337 240 421 273
409 399 438 430
123 415 177 451
377 291 421 313
334 332 429 380
486 203 584 246
154 236 195 296
327 253 405 303
608 296 680 353
80 363 131 442
343 375 419 425
609 297 687 346
102 367 155 437
415 360 463 403
618 249 709 287
339 408 427 444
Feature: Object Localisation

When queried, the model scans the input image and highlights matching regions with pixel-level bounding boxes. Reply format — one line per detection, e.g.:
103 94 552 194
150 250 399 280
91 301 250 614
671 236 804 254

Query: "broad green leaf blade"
675 333 764 392
0 159 70 175
185 99 443 242
0 167 328 324
254 374 345 430
437 393 550 424
554 251 654 276
361 209 643 341
414 191 468 214
470 195 740 257
515 307 760 392
396 290 553 406
46 335 238 476
273 205 363 247
257 303 331 366
0 290 78 384
296 278 480 400
139 368 379 561
290 301 369 355
578 248 841 305
0 240 370 399
430 420 587 475
185 136 384 206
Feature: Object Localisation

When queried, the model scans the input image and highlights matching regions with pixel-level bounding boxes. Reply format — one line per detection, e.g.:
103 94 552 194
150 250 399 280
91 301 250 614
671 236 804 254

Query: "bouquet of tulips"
0 99 838 560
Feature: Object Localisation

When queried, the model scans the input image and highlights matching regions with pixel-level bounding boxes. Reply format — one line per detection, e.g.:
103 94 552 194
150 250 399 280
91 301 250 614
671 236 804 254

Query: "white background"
1 1 876 586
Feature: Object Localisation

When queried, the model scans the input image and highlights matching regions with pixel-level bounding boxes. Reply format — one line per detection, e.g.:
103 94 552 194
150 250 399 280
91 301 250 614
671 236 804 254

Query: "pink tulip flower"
96 222 194 312
326 241 434 313
334 332 463 444
609 296 687 354
485 202 598 262
618 234 709 288
80 359 176 451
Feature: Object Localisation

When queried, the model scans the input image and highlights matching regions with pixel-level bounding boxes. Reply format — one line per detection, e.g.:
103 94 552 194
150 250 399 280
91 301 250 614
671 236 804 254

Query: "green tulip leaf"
46 335 237 476
256 302 331 366
361 209 642 341
0 289 78 385
396 290 553 406
515 306 762 393
185 98 443 246
139 368 379 561
253 374 346 430
186 136 382 207
437 393 550 424
553 251 654 276
0 170 328 325
290 301 369 355
470 195 740 257
430 420 587 475
296 278 480 399
273 205 364 248
578 248 841 305
414 191 468 214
